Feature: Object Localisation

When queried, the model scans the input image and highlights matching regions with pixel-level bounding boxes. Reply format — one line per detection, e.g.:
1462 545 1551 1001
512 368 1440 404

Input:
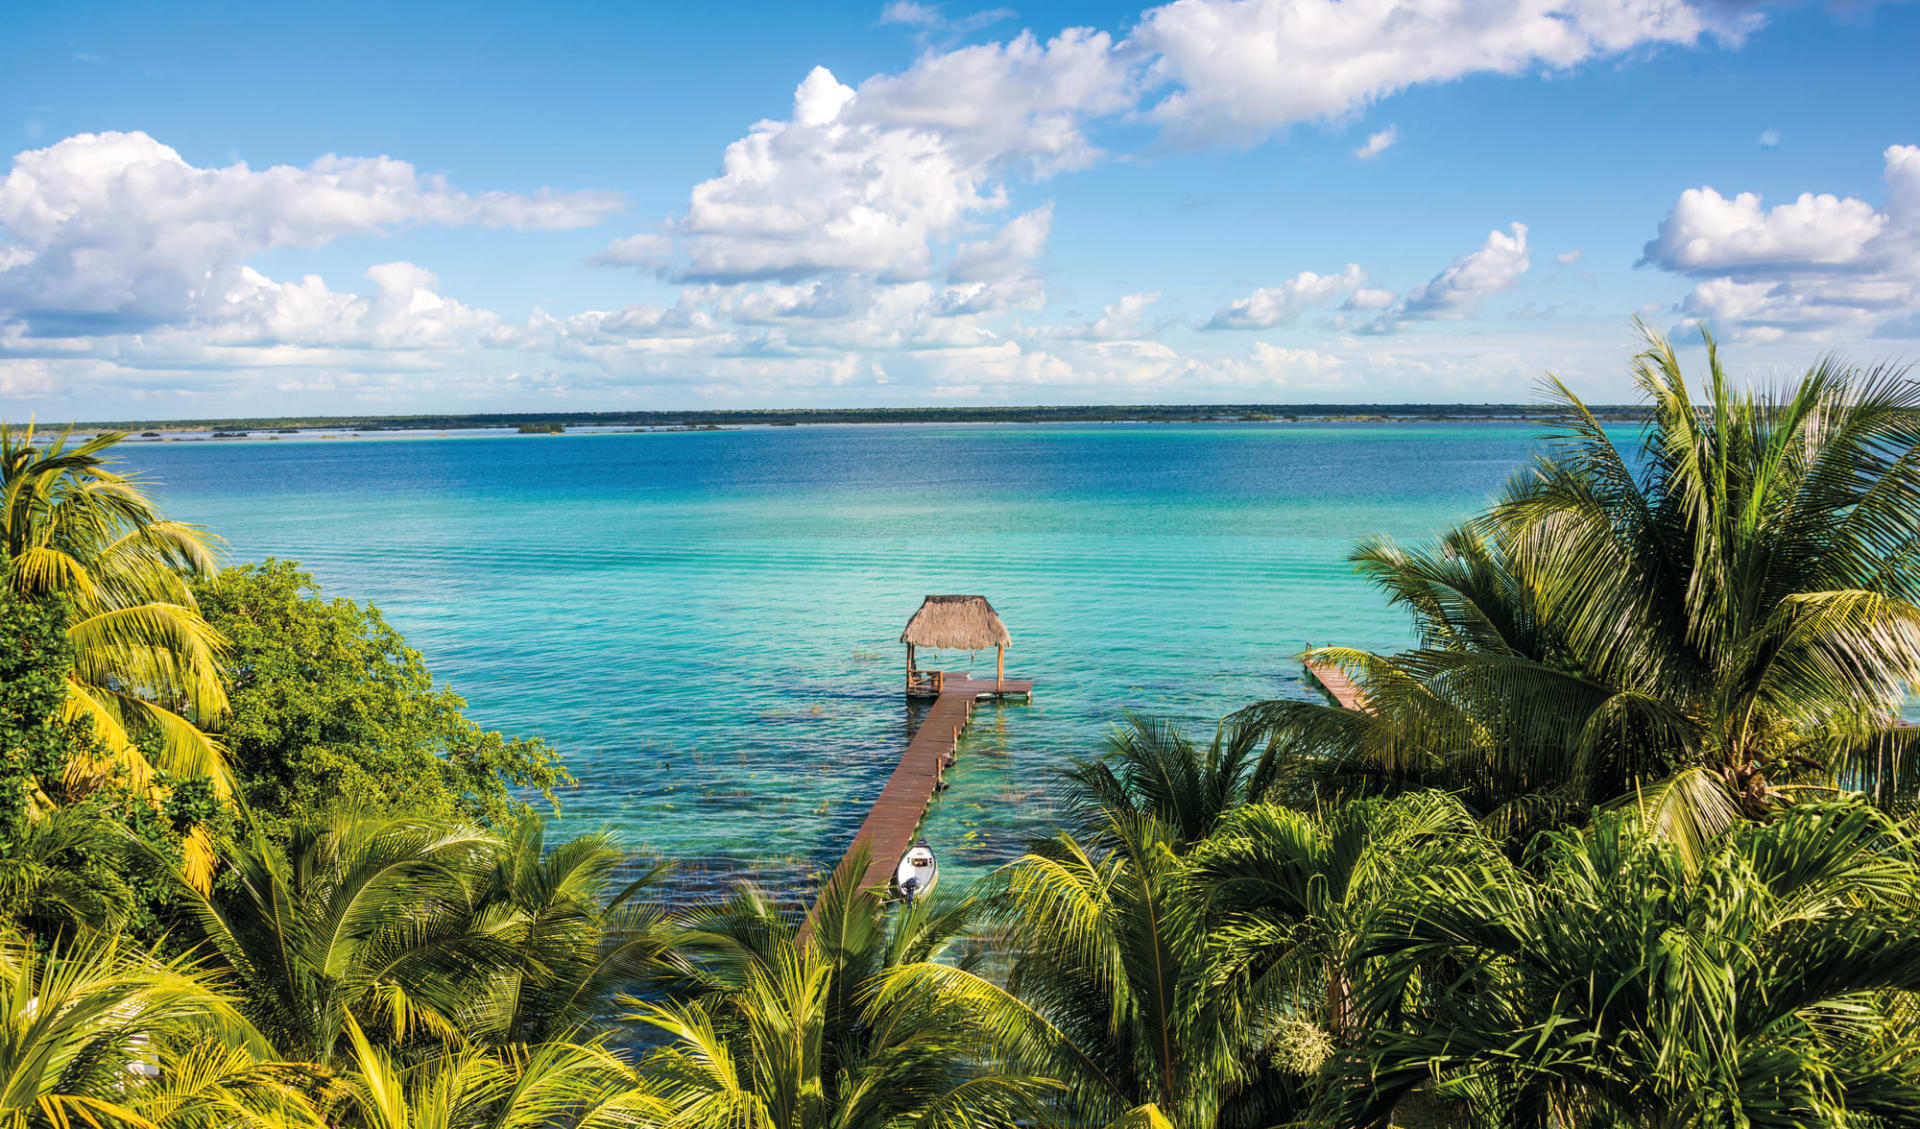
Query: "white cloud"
1555 248 1582 265
1353 125 1397 160
853 28 1131 174
1390 222 1531 323
0 357 52 397
0 131 622 333
666 67 995 282
879 0 944 26
1131 0 1761 146
211 262 503 350
1031 290 1163 340
1206 264 1366 329
878 1 1016 35
1643 144 1920 340
1758 127 1781 149
1083 291 1162 339
592 232 674 269
917 335 1348 393
634 31 1128 286
618 0 1762 295
1641 185 1886 273
1209 227 1532 336
947 204 1052 282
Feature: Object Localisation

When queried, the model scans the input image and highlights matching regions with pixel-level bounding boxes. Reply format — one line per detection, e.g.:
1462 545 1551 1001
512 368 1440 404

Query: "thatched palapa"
900 595 1012 651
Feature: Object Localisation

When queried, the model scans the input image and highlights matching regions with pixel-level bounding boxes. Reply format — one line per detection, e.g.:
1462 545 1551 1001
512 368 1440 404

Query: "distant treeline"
60 402 1649 432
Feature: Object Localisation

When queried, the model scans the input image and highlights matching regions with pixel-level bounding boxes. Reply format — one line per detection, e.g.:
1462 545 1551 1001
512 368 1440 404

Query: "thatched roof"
900 595 1011 651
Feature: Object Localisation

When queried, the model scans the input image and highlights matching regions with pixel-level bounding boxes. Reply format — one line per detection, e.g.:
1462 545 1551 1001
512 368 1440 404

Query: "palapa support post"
996 644 1004 694
906 642 916 693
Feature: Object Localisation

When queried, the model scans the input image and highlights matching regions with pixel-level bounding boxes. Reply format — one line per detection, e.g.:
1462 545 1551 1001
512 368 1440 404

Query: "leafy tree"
175 811 665 1066
0 588 78 837
192 561 566 842
625 853 1050 1129
1332 801 1920 1129
1247 329 1920 851
884 813 1312 1129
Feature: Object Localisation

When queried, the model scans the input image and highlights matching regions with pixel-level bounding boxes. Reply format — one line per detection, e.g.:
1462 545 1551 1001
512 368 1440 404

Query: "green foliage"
0 586 75 836
1246 328 1920 849
1332 800 1920 1129
0 929 305 1129
1 422 228 790
0 587 217 939
335 1015 646 1129
193 560 567 841
175 811 665 1066
624 851 1052 1129
1055 712 1283 848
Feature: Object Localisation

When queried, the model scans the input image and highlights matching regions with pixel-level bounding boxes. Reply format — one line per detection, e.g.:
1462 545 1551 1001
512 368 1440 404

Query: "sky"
2 0 1918 418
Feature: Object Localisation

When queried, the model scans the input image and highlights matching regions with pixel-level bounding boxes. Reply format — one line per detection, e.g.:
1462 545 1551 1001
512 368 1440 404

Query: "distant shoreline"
48 403 1649 435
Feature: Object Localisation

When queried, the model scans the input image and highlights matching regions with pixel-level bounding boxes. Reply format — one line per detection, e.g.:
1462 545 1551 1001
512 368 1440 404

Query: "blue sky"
3 0 1918 417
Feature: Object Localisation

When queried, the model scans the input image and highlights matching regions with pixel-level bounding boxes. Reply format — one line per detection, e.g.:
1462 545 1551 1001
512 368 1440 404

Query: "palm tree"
333 1014 645 1129
1246 328 1920 849
174 814 514 1066
623 852 1050 1129
1056 713 1282 848
0 929 311 1129
0 804 131 934
462 821 675 1047
1330 801 1920 1129
1189 792 1492 1047
881 812 1314 1129
1 424 227 886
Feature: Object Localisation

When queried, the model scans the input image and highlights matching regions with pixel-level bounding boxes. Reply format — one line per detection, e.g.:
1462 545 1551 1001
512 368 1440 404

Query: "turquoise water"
122 423 1549 894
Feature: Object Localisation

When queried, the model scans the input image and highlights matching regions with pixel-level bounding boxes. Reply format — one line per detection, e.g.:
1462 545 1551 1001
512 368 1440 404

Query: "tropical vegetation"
1247 329 1920 851
8 332 1920 1129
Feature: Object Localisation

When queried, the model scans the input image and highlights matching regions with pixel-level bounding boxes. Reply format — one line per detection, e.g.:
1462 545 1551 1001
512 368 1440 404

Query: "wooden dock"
797 671 1033 946
1305 658 1369 712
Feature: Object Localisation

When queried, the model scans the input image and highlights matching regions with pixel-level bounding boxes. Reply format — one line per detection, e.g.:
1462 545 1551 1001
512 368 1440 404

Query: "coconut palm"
1 425 227 889
877 727 1472 1128
1189 792 1493 1047
1 425 226 791
0 804 130 934
333 1014 646 1129
1329 801 1920 1129
878 811 1318 1129
1246 328 1920 850
623 852 1049 1129
461 821 675 1047
0 929 311 1129
1056 713 1282 849
173 814 516 1066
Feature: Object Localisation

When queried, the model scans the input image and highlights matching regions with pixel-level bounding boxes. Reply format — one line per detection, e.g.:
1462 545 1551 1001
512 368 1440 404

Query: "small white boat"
896 839 938 904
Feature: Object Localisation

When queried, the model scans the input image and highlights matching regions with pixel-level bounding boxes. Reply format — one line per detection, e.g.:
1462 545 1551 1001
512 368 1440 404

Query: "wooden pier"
1305 657 1369 712
797 671 1032 946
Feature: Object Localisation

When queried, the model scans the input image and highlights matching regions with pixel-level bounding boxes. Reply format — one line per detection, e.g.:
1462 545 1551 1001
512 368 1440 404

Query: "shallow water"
124 422 1551 894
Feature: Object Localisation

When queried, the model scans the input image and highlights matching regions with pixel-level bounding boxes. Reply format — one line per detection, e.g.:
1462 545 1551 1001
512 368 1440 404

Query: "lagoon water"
124 422 1551 894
